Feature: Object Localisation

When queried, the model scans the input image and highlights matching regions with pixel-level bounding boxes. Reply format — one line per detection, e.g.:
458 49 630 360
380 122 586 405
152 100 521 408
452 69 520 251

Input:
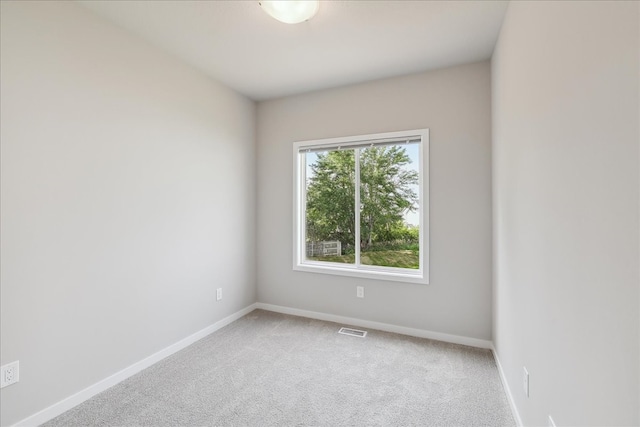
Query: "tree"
305 150 356 247
305 146 418 252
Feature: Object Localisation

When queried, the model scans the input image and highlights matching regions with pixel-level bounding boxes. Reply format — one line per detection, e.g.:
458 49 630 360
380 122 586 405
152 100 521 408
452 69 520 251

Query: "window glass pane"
359 143 420 269
304 150 356 264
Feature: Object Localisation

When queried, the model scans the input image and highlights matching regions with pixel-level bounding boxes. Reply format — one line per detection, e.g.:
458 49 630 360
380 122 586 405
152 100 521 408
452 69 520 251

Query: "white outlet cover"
1 361 19 388
216 288 222 301
356 286 364 298
523 367 529 397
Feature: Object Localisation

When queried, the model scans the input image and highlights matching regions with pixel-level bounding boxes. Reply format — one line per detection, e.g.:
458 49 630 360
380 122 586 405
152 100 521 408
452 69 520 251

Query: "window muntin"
293 129 429 284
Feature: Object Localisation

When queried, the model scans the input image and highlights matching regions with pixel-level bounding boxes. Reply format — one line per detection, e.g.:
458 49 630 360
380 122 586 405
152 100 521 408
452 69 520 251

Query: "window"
293 129 429 284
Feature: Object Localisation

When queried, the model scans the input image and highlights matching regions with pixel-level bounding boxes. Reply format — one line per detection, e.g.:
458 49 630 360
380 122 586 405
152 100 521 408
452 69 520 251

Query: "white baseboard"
255 302 493 349
491 345 523 427
14 303 258 427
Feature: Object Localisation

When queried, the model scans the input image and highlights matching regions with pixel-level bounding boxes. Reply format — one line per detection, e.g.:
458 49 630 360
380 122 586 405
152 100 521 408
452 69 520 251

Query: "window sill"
293 261 428 284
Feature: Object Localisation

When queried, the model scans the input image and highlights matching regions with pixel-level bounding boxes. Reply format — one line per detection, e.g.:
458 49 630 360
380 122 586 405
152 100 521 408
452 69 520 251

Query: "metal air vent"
338 327 367 338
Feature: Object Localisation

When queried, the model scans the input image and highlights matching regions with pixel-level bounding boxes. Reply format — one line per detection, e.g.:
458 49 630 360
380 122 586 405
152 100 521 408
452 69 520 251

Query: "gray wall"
492 1 639 425
0 2 256 425
256 61 493 340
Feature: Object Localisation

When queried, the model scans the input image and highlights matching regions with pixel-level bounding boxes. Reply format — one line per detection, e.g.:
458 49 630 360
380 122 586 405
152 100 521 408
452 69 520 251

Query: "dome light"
259 1 319 24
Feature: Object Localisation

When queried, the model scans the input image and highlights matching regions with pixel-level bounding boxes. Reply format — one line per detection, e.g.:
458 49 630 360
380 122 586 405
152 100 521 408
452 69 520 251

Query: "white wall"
256 62 493 340
0 2 256 425
492 1 639 425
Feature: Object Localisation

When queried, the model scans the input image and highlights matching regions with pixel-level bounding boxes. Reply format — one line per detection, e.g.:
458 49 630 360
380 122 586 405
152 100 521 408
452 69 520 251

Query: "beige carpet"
45 309 514 426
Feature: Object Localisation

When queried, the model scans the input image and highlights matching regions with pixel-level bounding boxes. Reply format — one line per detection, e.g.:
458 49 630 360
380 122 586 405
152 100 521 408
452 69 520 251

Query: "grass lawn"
308 250 419 269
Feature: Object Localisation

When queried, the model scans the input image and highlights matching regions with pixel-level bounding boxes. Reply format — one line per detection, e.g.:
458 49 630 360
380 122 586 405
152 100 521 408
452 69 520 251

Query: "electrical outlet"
548 415 556 427
356 286 364 298
1 361 19 388
523 367 529 397
216 288 222 301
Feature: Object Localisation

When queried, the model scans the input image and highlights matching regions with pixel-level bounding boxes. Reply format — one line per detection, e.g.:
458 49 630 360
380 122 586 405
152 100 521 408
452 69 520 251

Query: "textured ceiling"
78 1 508 101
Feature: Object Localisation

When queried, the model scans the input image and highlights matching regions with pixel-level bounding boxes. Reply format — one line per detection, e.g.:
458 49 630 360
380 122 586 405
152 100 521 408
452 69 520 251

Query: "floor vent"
338 327 367 338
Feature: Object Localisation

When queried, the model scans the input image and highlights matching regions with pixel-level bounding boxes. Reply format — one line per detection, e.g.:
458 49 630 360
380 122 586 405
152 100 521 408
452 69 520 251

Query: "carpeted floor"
44 309 514 426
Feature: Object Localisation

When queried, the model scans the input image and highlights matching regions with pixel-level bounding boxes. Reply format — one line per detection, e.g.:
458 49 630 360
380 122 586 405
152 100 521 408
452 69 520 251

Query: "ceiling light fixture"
259 1 319 24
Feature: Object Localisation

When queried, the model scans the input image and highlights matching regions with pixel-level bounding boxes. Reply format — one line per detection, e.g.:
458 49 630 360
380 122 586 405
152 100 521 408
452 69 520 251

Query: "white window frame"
293 129 429 284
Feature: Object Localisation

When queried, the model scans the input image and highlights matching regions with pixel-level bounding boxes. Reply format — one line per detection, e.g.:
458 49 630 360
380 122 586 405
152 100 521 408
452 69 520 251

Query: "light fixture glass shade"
259 1 319 24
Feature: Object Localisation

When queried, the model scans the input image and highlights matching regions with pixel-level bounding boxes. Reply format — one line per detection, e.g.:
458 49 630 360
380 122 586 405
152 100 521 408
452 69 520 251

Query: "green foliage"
305 150 356 247
362 240 419 253
305 145 418 254
359 146 418 247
